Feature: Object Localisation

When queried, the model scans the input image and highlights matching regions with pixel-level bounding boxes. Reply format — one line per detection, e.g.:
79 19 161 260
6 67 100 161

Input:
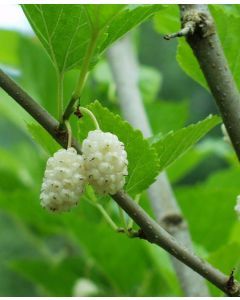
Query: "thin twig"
113 191 240 296
164 22 195 40
0 68 81 153
1 68 240 296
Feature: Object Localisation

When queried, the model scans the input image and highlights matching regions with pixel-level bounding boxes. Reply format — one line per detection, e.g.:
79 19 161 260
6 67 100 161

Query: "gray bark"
178 4 240 161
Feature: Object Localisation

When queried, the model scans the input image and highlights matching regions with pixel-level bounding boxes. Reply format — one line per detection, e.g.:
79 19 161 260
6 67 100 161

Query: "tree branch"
1 68 240 296
165 4 240 161
0 69 81 153
107 35 209 296
113 191 240 296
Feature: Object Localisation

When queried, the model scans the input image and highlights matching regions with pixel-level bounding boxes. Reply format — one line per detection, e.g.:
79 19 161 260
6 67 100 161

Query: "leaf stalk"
61 34 99 124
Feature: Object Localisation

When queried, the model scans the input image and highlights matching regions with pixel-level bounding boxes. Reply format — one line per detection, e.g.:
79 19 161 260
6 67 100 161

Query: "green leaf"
167 147 211 183
0 148 33 189
0 215 38 296
154 5 208 90
22 4 91 73
154 5 240 91
93 60 162 105
0 89 32 131
143 240 182 295
207 243 240 296
17 35 79 119
18 35 59 117
64 218 156 295
152 115 221 171
153 4 180 35
176 168 240 252
0 30 20 67
145 99 189 135
177 6 240 91
11 258 87 296
0 189 171 296
139 66 162 104
177 40 208 90
27 122 60 155
212 4 240 17
210 5 240 91
99 5 164 52
208 243 240 274
78 100 159 196
85 5 127 30
229 221 240 245
22 4 161 73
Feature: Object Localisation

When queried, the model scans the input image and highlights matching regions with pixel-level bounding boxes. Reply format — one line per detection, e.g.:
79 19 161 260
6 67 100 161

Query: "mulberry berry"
82 130 128 195
72 278 99 297
40 147 85 212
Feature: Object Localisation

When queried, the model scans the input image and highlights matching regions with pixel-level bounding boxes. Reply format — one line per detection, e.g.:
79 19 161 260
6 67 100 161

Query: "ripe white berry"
82 130 128 195
72 278 99 297
235 195 240 218
40 147 85 212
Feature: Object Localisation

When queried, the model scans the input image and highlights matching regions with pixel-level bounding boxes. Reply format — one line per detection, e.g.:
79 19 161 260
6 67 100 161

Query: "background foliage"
0 4 240 296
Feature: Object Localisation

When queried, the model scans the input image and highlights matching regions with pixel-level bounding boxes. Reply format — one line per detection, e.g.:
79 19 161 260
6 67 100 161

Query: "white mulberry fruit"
72 278 99 297
82 130 128 195
40 147 85 212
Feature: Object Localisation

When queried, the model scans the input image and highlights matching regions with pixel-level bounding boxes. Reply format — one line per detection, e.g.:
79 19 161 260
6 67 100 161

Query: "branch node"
164 21 195 40
116 227 125 233
164 8 215 41
225 269 240 296
160 212 186 234
129 228 150 241
227 269 235 290
55 125 67 146
74 105 83 119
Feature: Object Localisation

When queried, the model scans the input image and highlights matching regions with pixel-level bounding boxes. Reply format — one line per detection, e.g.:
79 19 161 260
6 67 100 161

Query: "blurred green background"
0 4 240 296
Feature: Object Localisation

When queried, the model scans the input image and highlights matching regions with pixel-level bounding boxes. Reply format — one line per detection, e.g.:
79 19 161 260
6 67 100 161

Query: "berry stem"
86 197 119 232
80 107 100 130
85 188 120 232
95 203 119 232
65 120 72 148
